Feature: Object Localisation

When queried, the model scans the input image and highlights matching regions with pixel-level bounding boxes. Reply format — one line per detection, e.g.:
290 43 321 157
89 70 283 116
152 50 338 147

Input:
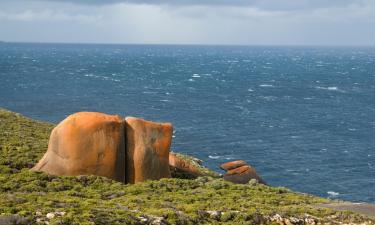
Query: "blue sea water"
1 43 375 203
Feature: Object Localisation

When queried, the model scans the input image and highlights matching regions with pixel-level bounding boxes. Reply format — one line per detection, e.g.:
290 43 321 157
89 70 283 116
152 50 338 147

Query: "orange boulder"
220 160 247 171
169 152 202 178
32 112 126 183
125 117 172 183
223 165 266 185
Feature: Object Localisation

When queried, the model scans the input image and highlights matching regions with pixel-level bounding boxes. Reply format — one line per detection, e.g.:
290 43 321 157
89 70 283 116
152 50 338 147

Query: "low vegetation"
0 108 374 224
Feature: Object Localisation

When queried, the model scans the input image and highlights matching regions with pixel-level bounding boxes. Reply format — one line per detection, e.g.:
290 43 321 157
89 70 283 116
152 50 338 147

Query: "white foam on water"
192 74 201 78
327 191 340 197
315 86 345 92
208 155 220 159
248 88 254 92
142 91 157 94
259 84 274 87
188 78 194 82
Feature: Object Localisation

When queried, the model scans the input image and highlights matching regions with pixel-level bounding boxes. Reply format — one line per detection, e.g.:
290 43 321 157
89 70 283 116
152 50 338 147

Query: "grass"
0 107 374 224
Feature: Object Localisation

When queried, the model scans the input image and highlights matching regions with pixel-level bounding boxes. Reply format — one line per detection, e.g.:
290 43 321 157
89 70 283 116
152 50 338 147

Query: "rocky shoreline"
0 107 374 224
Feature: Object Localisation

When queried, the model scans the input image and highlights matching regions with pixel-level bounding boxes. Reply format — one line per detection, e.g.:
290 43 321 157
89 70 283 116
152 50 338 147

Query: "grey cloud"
29 0 360 11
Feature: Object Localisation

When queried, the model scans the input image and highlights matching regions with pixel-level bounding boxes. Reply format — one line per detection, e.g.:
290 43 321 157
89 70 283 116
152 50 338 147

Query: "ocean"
1 43 374 203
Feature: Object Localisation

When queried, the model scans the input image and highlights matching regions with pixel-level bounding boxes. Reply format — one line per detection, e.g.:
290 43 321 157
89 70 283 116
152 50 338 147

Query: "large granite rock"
32 112 126 183
125 117 172 183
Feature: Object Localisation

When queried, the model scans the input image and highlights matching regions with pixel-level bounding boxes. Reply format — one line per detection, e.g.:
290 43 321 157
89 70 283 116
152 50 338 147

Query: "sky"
0 0 375 46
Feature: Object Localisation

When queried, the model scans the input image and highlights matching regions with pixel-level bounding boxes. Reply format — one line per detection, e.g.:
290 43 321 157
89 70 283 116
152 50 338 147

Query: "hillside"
0 108 374 225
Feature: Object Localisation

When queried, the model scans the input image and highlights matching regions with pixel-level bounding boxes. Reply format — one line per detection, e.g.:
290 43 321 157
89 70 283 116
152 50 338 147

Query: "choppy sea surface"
1 43 374 203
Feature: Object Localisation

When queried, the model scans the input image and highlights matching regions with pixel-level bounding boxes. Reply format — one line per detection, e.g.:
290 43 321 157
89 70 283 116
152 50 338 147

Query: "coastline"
0 107 374 224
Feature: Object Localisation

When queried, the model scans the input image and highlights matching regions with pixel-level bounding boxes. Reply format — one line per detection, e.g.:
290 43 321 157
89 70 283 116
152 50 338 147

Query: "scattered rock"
220 160 247 171
46 213 55 219
206 210 222 220
137 215 168 225
125 117 172 183
56 211 66 217
32 112 126 183
248 178 259 186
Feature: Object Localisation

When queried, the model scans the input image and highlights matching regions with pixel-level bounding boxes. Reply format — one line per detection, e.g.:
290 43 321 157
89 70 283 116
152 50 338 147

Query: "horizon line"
1 40 375 48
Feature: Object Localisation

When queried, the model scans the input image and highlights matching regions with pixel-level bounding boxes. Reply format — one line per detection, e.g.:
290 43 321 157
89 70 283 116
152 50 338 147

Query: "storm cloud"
0 0 374 45
21 0 361 10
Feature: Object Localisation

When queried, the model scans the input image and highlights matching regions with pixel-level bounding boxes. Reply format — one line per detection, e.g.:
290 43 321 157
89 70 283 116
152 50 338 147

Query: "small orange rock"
125 117 172 183
224 165 266 185
32 112 126 182
220 160 247 171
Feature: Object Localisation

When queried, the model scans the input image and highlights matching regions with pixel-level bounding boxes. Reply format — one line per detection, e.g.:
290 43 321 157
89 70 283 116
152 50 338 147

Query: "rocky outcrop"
125 117 172 183
220 160 247 171
32 112 126 183
169 152 202 178
32 112 175 184
33 111 264 185
220 161 266 185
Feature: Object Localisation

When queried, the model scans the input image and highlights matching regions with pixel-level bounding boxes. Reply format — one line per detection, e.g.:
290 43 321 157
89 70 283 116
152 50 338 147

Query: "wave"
259 84 274 87
315 86 345 92
327 191 340 197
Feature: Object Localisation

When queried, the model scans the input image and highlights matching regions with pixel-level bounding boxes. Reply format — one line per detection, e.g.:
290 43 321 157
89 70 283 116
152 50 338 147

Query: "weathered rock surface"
221 161 266 185
125 117 172 183
220 160 247 171
169 152 202 178
32 112 126 182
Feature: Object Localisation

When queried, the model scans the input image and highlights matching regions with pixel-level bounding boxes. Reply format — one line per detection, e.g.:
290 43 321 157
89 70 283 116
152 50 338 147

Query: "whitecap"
327 191 339 197
208 155 220 159
142 91 157 94
248 88 254 92
315 86 344 92
192 74 201 78
260 96 276 101
259 84 274 87
188 79 194 82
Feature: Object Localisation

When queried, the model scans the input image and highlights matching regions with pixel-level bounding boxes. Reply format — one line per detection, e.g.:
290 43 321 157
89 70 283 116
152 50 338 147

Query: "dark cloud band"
31 0 358 11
